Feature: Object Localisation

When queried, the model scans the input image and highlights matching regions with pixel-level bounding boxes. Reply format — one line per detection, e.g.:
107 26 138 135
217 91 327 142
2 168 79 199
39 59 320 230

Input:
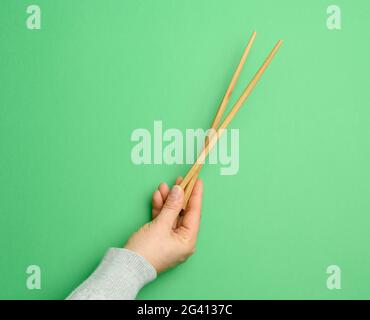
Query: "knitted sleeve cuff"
67 248 157 300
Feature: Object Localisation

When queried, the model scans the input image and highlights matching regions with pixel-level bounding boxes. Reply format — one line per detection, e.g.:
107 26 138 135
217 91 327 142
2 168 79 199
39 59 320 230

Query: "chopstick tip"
274 39 283 49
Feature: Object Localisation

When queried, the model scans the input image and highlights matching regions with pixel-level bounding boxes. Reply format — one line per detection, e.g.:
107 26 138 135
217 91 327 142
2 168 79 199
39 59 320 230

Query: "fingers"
157 185 184 227
180 179 203 239
152 179 184 220
175 176 183 185
152 182 169 219
158 182 170 200
152 190 163 219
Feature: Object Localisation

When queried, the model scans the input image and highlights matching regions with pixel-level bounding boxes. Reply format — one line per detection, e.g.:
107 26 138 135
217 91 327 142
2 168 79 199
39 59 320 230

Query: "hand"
124 177 203 273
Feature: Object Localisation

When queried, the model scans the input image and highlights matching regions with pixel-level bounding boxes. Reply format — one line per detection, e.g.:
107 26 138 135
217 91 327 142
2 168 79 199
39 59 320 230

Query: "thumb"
157 185 184 227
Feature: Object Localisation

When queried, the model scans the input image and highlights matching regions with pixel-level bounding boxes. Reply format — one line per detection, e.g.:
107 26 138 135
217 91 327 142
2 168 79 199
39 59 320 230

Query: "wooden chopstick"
180 39 283 191
210 31 257 133
182 31 257 208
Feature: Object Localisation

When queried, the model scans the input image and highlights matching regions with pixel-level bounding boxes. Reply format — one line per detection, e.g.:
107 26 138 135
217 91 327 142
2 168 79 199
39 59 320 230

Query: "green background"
1 0 369 299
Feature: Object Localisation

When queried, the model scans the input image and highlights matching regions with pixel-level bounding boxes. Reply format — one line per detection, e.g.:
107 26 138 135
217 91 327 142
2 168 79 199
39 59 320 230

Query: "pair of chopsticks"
179 31 282 209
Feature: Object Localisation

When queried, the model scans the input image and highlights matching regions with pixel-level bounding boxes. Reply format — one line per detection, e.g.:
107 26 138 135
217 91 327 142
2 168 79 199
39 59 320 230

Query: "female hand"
124 177 203 273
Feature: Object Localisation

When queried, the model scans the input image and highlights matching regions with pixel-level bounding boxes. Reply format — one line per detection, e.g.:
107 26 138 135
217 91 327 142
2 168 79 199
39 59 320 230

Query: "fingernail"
168 185 183 200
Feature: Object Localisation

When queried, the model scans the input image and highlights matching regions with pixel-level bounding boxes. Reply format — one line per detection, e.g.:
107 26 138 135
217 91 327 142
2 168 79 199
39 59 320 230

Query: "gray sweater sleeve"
66 248 157 300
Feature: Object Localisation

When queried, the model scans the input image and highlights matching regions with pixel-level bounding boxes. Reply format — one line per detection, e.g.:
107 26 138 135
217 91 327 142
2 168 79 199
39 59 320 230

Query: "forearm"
67 248 157 300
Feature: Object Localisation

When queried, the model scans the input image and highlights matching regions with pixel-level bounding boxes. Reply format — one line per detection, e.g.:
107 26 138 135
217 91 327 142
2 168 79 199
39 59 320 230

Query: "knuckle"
163 200 181 211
